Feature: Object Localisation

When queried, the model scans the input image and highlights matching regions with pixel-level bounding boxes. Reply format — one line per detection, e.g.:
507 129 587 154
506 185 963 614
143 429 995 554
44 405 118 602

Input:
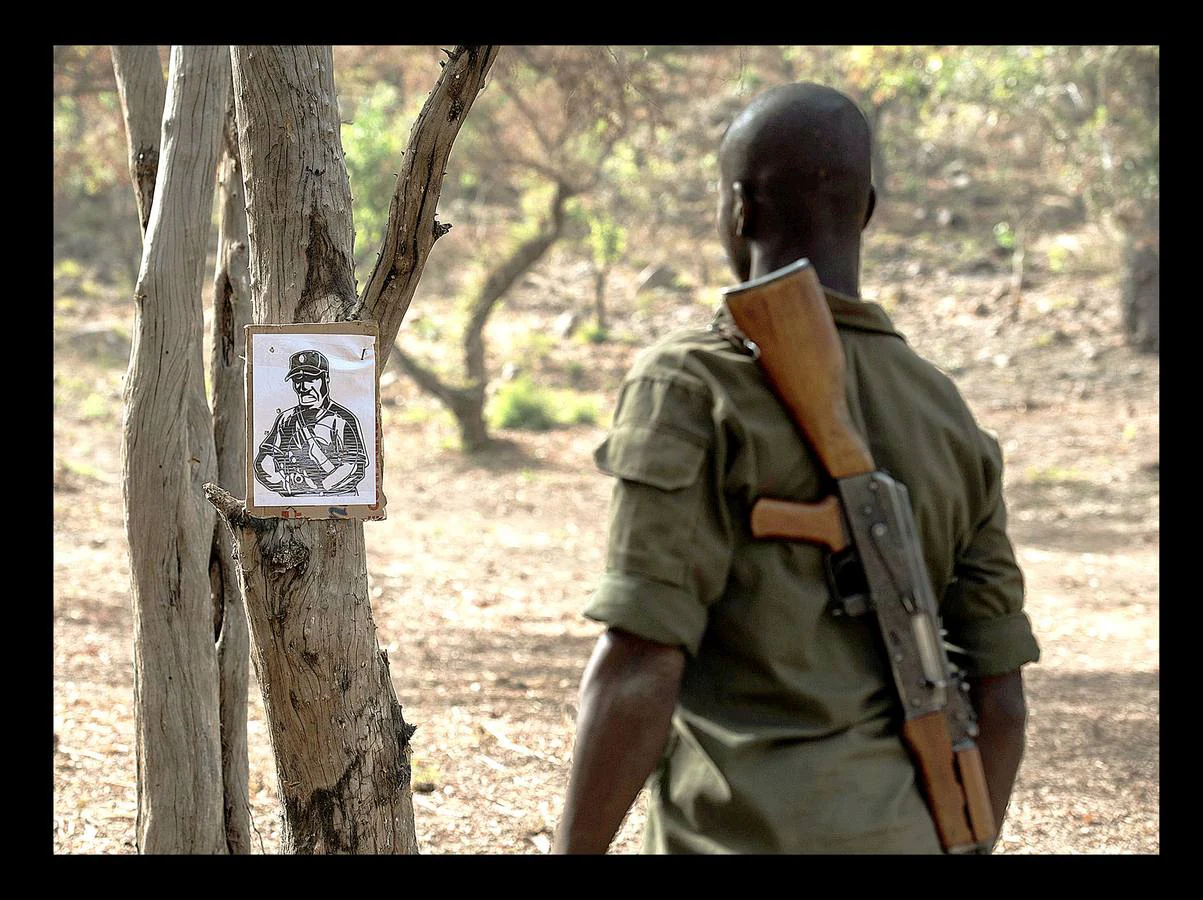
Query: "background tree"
118 44 230 854
383 45 717 451
207 78 254 853
112 44 253 855
55 46 144 282
205 44 497 853
582 209 627 336
842 45 1158 349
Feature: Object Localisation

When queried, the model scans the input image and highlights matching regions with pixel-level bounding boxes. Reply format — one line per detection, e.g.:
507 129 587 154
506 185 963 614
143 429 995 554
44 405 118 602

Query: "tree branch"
111 45 166 236
360 45 499 366
463 181 573 385
388 346 462 407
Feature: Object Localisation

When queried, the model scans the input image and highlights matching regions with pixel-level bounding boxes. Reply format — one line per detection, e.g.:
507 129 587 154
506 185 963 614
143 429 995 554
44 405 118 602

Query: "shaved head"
717 83 875 286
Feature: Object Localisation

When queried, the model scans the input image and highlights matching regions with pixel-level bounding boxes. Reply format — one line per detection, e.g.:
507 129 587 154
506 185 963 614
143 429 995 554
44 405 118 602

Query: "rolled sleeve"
585 572 712 656
941 430 1041 677
946 611 1041 677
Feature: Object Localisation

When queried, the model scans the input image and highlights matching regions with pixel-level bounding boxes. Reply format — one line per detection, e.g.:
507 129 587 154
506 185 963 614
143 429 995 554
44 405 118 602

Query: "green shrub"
579 322 610 344
490 378 600 431
566 397 599 425
490 377 559 431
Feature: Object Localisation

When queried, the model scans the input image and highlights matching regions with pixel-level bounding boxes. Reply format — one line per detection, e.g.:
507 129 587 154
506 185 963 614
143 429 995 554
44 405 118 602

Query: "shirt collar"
823 286 905 340
710 285 906 345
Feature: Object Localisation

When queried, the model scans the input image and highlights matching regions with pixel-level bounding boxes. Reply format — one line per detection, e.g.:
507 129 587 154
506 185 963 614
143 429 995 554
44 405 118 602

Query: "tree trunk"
390 347 491 453
114 42 253 856
1122 219 1159 354
209 42 494 854
594 266 608 333
863 99 891 198
111 46 165 236
221 43 416 855
209 78 253 854
122 44 230 855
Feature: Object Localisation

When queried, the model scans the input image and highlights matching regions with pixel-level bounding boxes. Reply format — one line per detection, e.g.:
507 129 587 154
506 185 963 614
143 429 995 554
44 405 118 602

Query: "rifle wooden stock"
901 714 995 851
722 258 997 853
723 260 874 481
957 744 996 845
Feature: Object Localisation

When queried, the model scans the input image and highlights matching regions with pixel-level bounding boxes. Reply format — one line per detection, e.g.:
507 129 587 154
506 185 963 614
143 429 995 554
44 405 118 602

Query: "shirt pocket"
595 423 706 490
595 423 710 587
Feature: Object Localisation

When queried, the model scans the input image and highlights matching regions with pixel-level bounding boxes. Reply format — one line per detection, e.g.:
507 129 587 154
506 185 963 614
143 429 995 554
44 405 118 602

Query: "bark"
207 484 419 853
209 78 253 854
217 44 493 853
111 46 166 235
122 45 230 855
114 46 252 853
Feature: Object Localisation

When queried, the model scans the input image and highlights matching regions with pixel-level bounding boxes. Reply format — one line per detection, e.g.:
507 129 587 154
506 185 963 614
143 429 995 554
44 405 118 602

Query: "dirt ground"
53 222 1159 855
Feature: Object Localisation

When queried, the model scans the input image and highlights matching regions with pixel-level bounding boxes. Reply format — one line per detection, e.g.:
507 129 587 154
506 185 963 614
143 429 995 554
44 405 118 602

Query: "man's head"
286 349 330 408
717 82 875 283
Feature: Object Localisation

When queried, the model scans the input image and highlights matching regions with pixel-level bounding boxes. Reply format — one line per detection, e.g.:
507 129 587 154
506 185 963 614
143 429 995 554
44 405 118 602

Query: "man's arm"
553 627 685 854
253 413 288 488
968 669 1028 835
316 410 367 492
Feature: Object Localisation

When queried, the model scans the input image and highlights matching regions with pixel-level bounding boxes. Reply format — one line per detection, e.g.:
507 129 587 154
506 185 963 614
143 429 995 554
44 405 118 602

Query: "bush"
566 397 598 425
579 322 610 344
490 377 559 431
489 377 600 431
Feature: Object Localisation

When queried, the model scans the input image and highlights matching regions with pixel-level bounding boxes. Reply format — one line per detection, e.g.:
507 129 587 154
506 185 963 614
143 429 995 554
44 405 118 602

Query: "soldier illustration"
253 349 368 497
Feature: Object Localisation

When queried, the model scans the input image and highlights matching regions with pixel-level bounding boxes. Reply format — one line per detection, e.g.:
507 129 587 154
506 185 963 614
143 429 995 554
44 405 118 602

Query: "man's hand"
553 628 685 854
296 420 334 472
258 454 285 487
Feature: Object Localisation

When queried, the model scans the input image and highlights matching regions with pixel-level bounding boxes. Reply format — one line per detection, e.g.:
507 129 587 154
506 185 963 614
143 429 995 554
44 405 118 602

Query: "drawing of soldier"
253 349 368 496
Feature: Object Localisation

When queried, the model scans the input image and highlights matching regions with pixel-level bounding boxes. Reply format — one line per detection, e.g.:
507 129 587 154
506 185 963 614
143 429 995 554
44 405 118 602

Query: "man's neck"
749 237 861 298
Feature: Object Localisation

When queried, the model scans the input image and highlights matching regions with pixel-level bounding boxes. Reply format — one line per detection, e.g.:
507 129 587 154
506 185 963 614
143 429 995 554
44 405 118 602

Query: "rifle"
721 258 996 854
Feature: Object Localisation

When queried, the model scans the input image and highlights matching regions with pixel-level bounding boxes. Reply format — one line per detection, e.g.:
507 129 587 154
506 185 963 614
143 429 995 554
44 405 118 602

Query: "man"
553 83 1040 854
253 349 368 496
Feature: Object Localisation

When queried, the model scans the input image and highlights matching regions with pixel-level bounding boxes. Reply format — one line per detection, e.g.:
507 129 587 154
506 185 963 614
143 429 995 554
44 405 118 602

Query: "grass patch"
78 393 113 420
1024 465 1084 483
55 370 123 417
55 258 84 281
516 332 557 368
491 377 559 431
489 377 599 432
391 402 452 428
578 322 610 344
565 360 587 388
408 757 444 792
57 457 105 481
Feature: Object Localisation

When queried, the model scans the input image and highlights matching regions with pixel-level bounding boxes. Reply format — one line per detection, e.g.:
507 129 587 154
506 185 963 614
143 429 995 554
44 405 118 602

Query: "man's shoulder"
627 323 748 385
275 405 302 425
856 326 975 413
322 401 361 423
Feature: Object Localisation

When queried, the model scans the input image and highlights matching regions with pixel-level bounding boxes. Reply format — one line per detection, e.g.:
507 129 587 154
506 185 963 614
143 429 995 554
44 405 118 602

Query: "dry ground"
53 226 1158 855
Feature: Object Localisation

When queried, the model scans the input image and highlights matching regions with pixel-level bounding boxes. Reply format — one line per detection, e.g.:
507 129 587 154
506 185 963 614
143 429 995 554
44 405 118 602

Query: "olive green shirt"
584 289 1040 854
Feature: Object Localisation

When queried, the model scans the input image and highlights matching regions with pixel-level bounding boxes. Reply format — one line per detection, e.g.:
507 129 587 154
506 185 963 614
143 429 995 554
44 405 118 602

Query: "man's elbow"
579 629 685 717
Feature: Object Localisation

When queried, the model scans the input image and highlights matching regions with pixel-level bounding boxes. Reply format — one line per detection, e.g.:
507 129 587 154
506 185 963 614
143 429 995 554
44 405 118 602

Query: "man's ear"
732 181 750 237
863 185 876 230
